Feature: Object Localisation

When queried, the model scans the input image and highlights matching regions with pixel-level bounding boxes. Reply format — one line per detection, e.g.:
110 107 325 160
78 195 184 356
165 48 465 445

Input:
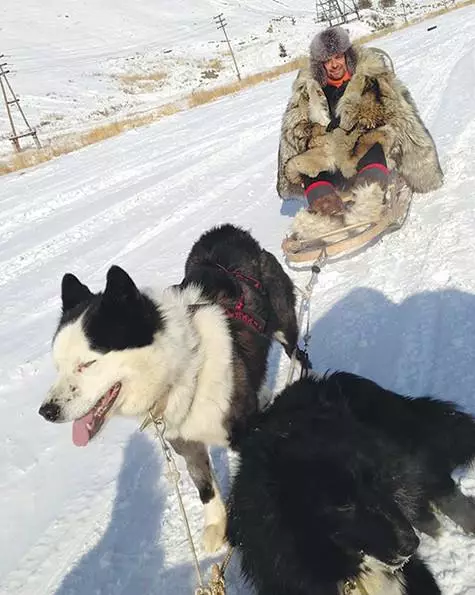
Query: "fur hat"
309 26 358 86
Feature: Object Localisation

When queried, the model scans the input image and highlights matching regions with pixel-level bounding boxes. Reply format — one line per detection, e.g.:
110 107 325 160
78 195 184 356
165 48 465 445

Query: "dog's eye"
77 360 97 373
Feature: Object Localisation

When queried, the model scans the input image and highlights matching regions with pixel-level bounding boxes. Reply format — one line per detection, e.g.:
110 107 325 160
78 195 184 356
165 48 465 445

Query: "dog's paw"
202 521 227 553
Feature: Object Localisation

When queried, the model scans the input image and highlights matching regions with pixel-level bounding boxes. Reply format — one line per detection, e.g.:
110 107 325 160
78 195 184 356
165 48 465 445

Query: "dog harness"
216 264 266 333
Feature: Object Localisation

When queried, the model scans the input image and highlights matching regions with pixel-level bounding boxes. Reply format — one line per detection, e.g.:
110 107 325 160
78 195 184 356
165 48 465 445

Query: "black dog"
180 223 308 371
227 372 475 594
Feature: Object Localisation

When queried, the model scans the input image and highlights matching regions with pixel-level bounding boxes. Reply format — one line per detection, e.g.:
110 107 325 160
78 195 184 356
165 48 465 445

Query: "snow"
1 3 475 594
0 0 465 156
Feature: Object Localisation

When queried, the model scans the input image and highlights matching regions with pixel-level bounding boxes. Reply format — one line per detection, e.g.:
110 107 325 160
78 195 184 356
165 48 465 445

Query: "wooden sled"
282 173 413 264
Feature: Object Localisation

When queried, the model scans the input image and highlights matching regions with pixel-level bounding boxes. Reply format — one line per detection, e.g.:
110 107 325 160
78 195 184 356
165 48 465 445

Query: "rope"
143 252 328 593
141 412 205 589
343 577 372 595
286 252 327 385
141 410 233 594
196 547 234 595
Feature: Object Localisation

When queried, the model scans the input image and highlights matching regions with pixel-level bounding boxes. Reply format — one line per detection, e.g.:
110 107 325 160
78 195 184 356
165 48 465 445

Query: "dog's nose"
39 402 61 422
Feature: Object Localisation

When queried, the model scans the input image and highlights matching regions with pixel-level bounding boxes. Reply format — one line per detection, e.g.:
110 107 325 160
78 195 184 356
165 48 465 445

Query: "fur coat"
276 46 444 199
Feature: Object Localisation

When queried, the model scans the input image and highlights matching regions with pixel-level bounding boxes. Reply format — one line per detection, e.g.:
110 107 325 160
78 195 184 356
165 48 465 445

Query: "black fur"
181 224 305 429
182 224 300 359
227 372 475 594
177 224 303 505
59 265 164 351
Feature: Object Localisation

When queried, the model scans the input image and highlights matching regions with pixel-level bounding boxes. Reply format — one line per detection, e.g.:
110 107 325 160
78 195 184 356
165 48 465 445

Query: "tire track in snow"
0 120 275 289
0 124 241 250
0 98 269 248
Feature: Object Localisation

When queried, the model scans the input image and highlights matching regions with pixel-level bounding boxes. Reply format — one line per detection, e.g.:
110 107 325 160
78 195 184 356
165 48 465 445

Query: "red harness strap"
216 265 265 333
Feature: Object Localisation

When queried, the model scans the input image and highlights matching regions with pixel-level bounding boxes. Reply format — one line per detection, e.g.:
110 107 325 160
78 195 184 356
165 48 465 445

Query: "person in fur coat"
276 26 444 241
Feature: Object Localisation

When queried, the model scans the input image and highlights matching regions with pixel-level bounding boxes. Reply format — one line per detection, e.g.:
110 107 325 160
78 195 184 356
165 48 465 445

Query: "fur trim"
390 85 444 192
310 27 357 86
291 208 347 242
310 27 351 64
344 182 385 228
345 46 358 77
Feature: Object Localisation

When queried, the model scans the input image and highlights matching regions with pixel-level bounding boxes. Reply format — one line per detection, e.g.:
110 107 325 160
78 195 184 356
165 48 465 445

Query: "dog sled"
282 171 413 264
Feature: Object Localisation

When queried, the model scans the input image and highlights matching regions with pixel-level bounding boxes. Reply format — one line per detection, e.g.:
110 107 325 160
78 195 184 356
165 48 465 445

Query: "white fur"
43 284 234 447
43 281 241 555
338 556 406 595
47 320 113 421
273 330 288 346
344 182 385 227
288 183 385 244
202 475 227 553
307 80 331 126
165 299 234 446
291 208 348 242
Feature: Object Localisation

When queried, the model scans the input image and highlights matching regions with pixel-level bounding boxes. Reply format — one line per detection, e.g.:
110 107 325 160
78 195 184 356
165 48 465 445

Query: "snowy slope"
0 0 463 156
1 5 475 594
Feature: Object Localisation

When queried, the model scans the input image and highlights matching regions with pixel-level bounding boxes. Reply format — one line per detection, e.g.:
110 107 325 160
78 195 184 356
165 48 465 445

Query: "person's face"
323 53 347 80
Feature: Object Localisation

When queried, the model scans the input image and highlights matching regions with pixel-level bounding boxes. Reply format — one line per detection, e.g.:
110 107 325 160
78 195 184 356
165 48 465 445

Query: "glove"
308 194 345 217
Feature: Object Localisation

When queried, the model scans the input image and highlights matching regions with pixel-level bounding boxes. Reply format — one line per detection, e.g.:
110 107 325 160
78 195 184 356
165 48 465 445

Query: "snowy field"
1 4 475 594
0 0 465 155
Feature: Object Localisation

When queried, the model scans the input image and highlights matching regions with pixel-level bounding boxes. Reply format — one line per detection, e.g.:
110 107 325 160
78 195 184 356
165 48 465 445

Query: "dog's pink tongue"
72 412 94 447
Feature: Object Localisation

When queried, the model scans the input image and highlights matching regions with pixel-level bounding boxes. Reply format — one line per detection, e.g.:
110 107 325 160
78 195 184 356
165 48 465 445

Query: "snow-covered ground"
1 4 475 594
0 0 465 156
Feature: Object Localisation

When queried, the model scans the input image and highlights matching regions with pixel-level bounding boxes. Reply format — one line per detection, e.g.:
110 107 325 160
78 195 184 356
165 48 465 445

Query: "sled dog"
228 372 475 594
39 223 304 552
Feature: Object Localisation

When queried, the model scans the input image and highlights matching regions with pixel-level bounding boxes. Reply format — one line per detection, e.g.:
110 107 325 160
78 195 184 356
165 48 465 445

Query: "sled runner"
282 172 413 264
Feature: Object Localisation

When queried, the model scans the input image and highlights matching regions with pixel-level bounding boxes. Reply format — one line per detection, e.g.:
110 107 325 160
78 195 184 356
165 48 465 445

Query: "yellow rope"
196 547 233 595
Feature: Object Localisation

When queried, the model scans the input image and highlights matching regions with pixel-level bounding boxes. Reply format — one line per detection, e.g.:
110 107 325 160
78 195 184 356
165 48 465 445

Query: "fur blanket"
276 47 444 199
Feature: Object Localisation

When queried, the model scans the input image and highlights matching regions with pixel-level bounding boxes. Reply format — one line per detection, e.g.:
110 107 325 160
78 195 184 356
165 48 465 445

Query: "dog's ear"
61 273 93 312
103 265 140 305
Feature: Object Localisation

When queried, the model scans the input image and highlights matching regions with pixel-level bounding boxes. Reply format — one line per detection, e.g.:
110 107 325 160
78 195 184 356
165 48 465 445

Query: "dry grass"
117 70 168 93
189 58 305 107
1 0 473 176
0 103 180 175
202 58 224 71
119 71 168 84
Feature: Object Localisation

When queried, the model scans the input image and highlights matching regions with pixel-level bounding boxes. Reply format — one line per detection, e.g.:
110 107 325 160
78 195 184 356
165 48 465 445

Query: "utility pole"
0 57 41 152
213 14 241 82
315 1 360 27
401 1 408 23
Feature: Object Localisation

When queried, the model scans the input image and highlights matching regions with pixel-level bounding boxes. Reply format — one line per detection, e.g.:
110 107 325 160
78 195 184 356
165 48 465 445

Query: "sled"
282 172 413 264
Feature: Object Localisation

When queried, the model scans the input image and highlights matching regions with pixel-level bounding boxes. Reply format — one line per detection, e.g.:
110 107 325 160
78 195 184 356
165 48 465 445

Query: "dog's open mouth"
72 382 121 447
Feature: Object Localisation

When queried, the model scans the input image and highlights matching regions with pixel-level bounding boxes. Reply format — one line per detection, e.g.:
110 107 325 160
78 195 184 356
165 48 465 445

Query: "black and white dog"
38 224 304 552
227 372 475 594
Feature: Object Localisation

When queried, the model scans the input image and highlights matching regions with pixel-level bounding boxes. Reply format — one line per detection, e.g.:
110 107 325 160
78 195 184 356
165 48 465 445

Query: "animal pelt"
290 181 385 241
290 206 348 243
285 125 395 185
276 47 444 199
227 372 475 595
